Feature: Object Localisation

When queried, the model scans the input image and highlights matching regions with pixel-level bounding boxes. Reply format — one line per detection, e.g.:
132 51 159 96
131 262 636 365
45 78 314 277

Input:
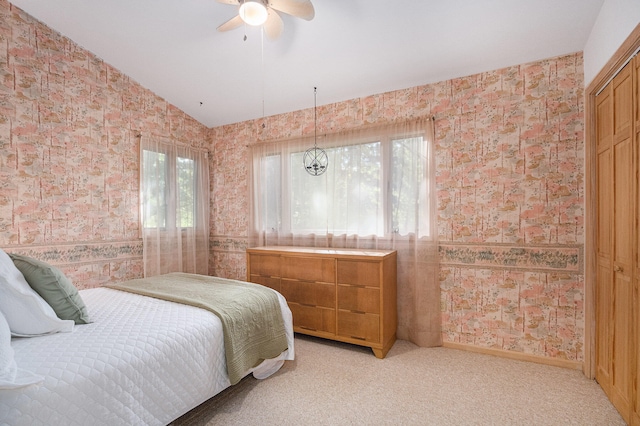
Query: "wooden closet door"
596 60 635 424
634 54 640 426
596 80 613 389
612 63 634 417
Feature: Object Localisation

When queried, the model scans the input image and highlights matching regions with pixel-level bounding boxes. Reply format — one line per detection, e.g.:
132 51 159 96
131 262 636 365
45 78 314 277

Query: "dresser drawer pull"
300 326 317 331
351 310 366 314
351 335 367 341
300 303 316 308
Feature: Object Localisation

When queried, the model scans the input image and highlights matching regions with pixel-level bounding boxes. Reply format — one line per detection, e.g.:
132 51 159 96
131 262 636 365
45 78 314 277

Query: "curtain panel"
248 118 441 347
140 136 210 277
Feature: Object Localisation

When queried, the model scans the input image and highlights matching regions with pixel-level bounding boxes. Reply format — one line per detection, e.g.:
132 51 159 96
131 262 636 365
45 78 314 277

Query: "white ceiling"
9 0 604 128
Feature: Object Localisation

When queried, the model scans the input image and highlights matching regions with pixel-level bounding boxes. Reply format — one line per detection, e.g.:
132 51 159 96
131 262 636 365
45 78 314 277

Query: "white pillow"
0 249 74 336
0 309 44 389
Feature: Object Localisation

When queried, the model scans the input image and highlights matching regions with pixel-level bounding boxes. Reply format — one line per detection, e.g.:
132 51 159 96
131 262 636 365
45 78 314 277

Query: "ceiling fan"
216 0 315 40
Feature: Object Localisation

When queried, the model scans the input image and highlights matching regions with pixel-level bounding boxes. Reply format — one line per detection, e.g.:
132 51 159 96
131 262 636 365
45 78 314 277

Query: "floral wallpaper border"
1 240 143 289
211 238 583 274
1 240 142 266
211 237 248 252
439 243 582 273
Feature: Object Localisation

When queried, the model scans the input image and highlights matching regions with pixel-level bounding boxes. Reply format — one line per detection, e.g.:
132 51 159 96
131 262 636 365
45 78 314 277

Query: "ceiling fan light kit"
239 1 268 26
217 0 315 40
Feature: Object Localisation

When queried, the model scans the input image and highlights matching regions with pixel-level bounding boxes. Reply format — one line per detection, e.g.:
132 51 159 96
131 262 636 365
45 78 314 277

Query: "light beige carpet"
172 335 624 425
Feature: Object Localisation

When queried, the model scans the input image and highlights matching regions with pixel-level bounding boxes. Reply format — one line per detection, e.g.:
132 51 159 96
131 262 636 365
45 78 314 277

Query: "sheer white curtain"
140 136 210 277
249 118 441 347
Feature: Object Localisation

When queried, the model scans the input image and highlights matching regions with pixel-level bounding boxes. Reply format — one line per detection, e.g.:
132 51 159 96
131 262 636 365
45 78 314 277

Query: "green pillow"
9 254 91 324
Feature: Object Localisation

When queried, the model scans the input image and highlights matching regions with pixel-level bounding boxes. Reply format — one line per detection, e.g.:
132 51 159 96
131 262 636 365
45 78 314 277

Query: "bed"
0 264 294 426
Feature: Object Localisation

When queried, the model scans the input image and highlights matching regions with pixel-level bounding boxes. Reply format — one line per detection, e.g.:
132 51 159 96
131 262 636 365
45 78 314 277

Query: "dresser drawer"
337 284 379 314
337 311 380 342
248 254 280 277
281 256 335 283
281 279 335 308
290 303 335 334
249 275 281 292
337 260 380 287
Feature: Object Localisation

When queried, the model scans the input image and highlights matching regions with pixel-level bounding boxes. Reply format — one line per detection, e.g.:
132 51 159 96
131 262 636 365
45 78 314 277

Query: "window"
141 147 198 229
289 141 383 235
253 123 432 238
390 136 428 236
140 139 209 277
176 156 196 228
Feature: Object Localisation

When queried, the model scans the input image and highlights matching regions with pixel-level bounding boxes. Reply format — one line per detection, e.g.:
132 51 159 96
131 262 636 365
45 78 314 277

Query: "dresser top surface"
246 246 396 258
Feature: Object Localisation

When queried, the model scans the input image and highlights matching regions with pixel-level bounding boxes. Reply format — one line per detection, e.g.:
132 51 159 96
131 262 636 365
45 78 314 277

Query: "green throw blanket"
107 272 288 385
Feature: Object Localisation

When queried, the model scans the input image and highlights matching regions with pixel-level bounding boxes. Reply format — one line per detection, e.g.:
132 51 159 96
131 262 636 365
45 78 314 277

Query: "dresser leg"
371 336 396 359
372 347 385 358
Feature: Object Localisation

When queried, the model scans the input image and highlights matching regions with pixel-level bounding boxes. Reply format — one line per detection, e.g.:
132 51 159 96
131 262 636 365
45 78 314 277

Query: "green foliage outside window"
142 150 197 229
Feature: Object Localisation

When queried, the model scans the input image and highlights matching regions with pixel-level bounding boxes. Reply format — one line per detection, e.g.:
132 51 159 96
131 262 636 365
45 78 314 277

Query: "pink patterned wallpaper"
210 53 584 362
2 0 584 362
0 1 209 287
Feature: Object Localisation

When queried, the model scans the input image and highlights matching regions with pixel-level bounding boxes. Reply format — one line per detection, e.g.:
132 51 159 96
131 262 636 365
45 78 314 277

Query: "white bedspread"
0 287 294 426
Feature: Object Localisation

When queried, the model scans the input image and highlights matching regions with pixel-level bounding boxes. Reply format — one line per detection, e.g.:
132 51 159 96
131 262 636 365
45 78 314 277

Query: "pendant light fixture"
303 87 328 176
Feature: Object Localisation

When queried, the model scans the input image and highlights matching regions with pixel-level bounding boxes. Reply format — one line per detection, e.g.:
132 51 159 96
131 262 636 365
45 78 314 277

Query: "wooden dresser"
246 246 397 358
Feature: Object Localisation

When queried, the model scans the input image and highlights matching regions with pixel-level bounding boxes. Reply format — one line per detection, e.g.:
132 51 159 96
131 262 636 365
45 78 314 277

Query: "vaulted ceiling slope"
9 0 604 128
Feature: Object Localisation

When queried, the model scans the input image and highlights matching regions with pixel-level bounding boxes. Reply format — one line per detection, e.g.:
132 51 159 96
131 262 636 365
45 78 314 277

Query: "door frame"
585 23 640 379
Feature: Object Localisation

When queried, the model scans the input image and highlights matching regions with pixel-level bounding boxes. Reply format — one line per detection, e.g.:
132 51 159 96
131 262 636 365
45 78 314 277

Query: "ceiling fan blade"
263 9 284 40
216 0 240 4
217 14 244 32
268 0 315 20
